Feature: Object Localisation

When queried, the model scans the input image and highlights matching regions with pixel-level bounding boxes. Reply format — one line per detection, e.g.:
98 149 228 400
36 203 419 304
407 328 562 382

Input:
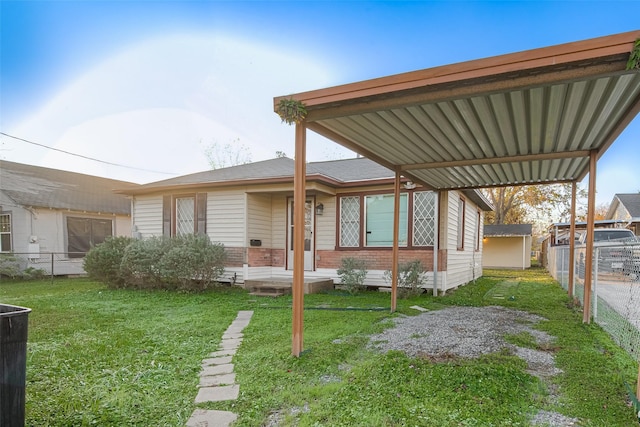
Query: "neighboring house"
606 193 640 236
0 160 136 275
119 157 493 293
482 224 532 270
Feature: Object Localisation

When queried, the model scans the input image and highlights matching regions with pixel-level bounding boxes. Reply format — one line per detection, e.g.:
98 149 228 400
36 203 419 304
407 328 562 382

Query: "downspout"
433 191 439 296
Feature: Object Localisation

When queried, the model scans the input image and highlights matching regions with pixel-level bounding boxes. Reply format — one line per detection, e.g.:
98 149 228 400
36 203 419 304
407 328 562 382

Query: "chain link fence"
0 252 87 279
548 242 640 361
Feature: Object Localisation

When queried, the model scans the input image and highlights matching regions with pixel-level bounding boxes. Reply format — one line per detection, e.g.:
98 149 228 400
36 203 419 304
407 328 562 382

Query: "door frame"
286 196 315 271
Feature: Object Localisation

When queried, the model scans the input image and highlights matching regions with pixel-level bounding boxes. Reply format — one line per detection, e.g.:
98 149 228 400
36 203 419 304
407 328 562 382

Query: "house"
119 157 493 293
0 160 136 275
606 193 640 236
482 224 532 270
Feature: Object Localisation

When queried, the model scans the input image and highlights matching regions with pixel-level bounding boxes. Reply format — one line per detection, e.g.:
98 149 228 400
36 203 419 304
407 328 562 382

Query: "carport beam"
292 123 306 357
583 151 597 324
568 182 577 298
391 171 400 312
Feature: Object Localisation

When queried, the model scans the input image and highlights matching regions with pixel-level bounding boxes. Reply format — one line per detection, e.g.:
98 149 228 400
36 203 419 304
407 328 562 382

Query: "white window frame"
364 193 408 247
0 213 11 252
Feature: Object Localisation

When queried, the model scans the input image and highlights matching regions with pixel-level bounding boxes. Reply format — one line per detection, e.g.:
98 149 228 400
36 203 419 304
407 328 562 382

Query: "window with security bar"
340 196 360 247
413 191 436 246
175 197 195 236
338 191 436 248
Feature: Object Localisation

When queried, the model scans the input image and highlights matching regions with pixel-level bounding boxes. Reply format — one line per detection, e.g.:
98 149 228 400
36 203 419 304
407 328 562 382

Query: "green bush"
21 266 47 280
337 257 368 295
86 234 227 290
83 236 134 286
0 254 46 280
0 254 22 279
384 259 426 298
120 237 172 288
157 234 226 290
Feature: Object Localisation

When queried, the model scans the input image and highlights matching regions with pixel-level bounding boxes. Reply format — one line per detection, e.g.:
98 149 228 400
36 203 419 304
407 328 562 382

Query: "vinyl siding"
133 195 163 237
247 194 272 247
207 190 245 247
271 197 286 250
443 191 483 291
315 195 336 250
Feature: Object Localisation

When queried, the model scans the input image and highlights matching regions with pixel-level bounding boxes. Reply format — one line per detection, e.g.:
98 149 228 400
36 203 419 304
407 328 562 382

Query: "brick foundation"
316 248 447 271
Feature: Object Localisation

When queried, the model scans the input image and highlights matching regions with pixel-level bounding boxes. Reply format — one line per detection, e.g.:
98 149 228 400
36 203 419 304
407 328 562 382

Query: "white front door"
287 199 314 271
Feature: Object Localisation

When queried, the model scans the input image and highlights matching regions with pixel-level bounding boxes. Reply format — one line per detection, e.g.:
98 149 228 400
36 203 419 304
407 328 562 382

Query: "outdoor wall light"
315 203 324 216
404 181 417 190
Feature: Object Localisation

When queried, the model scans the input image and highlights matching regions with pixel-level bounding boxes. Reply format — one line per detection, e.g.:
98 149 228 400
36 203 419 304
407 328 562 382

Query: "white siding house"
0 160 136 275
120 157 493 293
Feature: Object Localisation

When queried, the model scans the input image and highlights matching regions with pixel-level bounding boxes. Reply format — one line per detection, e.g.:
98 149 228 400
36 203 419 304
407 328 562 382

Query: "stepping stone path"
186 310 254 427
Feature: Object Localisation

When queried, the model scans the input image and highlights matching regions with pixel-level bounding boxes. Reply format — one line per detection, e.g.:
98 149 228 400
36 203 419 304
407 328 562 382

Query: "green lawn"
0 268 638 426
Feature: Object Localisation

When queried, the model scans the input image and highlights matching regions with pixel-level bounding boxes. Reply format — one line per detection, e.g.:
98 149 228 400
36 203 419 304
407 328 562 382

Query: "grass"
0 268 638 426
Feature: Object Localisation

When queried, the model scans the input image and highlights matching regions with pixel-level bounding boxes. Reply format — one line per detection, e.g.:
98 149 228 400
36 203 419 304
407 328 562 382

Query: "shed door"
287 199 314 271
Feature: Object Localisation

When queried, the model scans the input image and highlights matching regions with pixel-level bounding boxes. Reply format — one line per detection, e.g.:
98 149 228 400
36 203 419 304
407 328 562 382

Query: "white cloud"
3 33 353 183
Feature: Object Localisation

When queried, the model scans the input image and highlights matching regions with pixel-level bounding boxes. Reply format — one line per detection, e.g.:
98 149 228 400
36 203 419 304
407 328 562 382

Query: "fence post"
50 253 54 284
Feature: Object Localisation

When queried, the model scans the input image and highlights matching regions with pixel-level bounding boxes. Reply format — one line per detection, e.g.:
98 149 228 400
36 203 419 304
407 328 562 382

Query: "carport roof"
274 31 640 191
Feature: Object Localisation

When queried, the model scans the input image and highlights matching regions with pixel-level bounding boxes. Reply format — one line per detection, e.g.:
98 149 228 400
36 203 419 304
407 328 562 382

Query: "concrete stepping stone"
199 373 236 387
202 356 233 366
195 384 239 403
201 363 234 376
209 349 236 357
221 332 243 339
186 409 237 427
219 339 242 350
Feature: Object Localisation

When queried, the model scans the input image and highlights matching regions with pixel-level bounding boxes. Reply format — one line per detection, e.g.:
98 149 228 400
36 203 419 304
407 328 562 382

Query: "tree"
204 139 252 169
483 183 588 225
275 151 287 158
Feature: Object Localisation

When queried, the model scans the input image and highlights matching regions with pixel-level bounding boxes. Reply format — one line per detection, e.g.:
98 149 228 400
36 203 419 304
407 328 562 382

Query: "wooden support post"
390 171 400 313
292 123 306 357
568 182 576 298
583 150 597 324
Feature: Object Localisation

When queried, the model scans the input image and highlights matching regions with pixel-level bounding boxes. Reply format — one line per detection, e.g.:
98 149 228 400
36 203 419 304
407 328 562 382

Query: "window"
365 194 408 246
163 193 207 236
0 213 11 252
457 197 466 250
338 191 436 248
413 192 436 246
176 197 195 236
67 217 113 258
340 196 360 247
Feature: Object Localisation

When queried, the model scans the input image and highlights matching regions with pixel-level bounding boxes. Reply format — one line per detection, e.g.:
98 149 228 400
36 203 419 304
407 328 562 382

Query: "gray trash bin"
0 304 31 427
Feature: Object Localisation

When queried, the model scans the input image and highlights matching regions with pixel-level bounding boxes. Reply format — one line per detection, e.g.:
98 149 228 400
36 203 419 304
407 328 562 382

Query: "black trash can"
0 304 31 427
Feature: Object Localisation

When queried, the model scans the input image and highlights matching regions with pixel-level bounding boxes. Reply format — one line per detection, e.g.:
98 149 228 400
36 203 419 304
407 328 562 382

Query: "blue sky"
1 1 639 206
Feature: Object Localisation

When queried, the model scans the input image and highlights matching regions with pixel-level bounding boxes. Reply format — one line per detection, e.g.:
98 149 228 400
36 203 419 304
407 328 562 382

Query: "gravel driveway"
368 305 579 427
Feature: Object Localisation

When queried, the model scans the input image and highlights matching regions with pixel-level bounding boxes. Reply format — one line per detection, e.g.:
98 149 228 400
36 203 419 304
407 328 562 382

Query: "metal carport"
274 30 640 356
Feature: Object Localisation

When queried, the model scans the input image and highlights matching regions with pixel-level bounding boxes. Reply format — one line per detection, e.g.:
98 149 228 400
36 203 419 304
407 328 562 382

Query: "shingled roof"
0 160 137 215
129 156 395 189
613 193 640 218
122 156 493 211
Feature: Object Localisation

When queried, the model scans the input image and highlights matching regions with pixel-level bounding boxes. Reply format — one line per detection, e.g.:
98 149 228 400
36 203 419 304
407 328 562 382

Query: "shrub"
337 257 368 295
119 237 172 288
157 234 226 290
83 236 135 286
383 260 426 298
115 235 226 291
21 266 47 280
0 254 22 279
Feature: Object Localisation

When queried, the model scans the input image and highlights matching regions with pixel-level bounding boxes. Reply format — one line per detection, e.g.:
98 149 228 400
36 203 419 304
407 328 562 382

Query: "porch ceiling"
274 31 640 191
